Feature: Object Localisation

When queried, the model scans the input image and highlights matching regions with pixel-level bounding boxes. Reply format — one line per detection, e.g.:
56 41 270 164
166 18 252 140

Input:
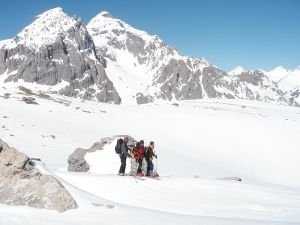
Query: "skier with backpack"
115 136 132 176
145 141 158 177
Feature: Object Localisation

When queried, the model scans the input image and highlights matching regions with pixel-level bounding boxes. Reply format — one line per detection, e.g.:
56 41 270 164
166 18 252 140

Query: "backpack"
115 138 123 154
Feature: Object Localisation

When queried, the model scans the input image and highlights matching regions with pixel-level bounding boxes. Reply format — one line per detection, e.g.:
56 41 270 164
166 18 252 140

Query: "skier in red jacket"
136 140 145 176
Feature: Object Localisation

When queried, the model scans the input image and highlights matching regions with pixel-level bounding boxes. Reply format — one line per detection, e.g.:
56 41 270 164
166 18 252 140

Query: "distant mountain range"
229 66 300 106
0 8 299 106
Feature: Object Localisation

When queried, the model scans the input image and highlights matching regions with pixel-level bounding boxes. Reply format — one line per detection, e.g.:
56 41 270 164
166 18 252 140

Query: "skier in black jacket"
118 136 131 176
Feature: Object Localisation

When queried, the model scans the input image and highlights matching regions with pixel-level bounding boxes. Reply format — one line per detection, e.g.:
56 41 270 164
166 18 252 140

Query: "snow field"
1 85 300 224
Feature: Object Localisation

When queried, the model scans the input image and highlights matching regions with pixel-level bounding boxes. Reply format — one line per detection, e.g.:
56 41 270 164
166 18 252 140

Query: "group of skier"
116 136 158 177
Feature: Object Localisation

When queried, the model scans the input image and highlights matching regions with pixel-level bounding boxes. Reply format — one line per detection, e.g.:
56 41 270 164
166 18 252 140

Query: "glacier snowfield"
1 85 300 225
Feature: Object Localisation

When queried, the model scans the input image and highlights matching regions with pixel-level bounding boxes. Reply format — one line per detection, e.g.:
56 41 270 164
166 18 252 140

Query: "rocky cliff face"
0 8 120 103
0 139 77 212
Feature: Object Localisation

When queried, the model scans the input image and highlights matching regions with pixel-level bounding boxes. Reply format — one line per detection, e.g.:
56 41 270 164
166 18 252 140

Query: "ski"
145 176 160 180
133 174 160 181
134 176 146 181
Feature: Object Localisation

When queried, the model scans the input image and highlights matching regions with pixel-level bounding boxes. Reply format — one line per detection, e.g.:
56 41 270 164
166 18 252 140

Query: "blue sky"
0 0 299 71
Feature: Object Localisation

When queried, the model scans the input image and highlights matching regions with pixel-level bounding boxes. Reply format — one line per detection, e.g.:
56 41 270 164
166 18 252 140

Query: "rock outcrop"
0 139 77 212
68 135 136 172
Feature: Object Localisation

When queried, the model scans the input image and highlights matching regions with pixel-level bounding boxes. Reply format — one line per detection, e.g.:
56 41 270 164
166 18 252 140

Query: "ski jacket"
138 146 145 159
121 142 130 157
145 146 155 161
132 148 139 159
132 146 145 160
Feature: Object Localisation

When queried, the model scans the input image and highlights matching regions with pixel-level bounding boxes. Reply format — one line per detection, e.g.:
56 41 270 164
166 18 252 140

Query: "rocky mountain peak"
9 7 77 49
0 8 121 104
88 11 156 47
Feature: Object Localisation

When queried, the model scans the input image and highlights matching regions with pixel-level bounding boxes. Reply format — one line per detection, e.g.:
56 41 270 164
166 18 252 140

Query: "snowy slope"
1 83 300 224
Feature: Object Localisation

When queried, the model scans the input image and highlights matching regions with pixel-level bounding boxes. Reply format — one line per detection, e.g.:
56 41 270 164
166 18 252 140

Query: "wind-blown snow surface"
1 83 300 225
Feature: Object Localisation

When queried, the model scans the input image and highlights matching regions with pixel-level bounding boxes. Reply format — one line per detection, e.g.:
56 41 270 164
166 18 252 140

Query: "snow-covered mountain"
264 66 300 94
267 66 300 106
263 66 289 83
229 66 300 105
87 11 211 104
0 8 297 106
87 12 292 105
0 8 120 103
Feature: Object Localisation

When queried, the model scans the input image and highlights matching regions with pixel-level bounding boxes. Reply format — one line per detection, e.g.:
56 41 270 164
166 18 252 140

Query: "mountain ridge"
0 8 299 106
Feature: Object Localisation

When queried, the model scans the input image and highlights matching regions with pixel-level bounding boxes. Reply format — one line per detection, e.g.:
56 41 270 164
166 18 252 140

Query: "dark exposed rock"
22 97 38 104
19 86 34 95
136 93 154 104
4 93 11 99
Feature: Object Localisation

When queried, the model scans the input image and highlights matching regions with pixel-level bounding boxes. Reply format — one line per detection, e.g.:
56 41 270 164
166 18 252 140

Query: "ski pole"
155 154 158 174
133 174 138 183
132 158 138 183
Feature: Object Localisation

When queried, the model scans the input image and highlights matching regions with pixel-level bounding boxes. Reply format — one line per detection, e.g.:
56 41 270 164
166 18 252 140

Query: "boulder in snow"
68 135 136 172
0 139 78 212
